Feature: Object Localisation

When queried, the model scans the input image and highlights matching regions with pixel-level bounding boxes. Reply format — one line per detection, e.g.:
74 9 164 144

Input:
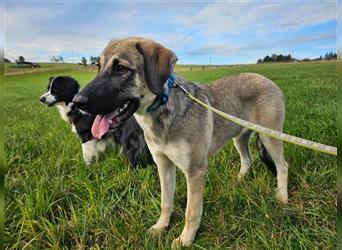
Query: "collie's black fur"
40 76 153 167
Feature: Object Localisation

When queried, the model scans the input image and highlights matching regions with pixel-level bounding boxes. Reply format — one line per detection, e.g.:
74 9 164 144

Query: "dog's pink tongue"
91 115 109 139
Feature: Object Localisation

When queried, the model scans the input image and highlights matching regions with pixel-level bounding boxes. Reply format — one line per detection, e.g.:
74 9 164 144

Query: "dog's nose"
39 96 46 103
73 94 88 109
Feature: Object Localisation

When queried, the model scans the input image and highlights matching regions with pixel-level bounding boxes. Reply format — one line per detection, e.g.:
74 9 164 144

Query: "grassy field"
4 63 98 76
5 61 336 249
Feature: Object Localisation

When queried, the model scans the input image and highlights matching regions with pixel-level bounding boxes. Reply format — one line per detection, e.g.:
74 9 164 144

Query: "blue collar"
146 73 176 112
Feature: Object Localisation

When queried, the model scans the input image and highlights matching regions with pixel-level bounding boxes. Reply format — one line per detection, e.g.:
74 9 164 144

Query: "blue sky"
5 1 336 64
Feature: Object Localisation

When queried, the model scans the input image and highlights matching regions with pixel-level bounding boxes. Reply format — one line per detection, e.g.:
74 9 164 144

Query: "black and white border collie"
39 76 153 167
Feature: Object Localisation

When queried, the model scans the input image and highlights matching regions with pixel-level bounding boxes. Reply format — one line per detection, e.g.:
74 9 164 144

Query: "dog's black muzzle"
73 76 118 114
73 77 140 117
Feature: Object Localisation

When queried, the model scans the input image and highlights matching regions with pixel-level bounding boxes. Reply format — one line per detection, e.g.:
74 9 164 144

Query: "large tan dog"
73 37 288 247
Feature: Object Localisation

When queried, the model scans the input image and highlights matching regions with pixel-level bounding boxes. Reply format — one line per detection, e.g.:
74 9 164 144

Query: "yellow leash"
170 77 337 156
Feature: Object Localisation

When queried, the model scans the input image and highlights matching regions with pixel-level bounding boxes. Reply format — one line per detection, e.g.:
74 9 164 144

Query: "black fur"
41 76 153 167
48 76 80 105
111 116 154 167
256 135 277 176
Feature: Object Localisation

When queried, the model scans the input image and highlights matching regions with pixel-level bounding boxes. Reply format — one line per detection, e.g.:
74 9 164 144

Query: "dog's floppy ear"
48 76 55 88
136 39 178 96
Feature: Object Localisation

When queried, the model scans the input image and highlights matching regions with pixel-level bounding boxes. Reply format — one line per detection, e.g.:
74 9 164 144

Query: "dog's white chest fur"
56 102 77 134
56 102 72 122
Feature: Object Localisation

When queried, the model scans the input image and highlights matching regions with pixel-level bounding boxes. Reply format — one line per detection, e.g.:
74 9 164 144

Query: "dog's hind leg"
258 134 289 204
233 129 253 179
149 154 176 234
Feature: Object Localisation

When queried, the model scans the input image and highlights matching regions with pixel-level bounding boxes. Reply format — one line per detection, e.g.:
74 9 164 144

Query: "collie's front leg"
81 139 98 165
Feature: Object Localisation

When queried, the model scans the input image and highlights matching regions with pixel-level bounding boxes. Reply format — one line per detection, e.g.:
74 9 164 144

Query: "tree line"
79 56 100 66
4 55 101 66
257 52 337 63
4 56 27 63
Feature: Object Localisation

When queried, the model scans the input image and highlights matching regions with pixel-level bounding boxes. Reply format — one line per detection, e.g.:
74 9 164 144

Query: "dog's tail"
256 134 277 176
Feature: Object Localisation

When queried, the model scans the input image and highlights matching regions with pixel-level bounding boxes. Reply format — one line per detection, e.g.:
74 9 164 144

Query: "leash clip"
168 73 190 96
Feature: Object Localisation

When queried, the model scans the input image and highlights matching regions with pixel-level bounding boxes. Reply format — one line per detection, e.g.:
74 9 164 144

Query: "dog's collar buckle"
146 73 176 112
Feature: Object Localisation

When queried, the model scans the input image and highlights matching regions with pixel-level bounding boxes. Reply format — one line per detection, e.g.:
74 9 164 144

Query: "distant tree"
257 53 298 64
90 56 99 65
4 58 11 63
263 55 271 62
58 56 64 63
324 52 331 60
329 52 334 60
324 52 337 60
50 56 60 63
19 56 25 62
16 56 25 63
271 54 277 61
276 54 284 61
284 54 293 62
82 57 87 66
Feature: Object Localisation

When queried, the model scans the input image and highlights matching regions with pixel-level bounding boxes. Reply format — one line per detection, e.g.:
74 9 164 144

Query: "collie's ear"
136 39 178 96
67 76 80 90
65 77 80 99
47 76 55 90
48 76 55 82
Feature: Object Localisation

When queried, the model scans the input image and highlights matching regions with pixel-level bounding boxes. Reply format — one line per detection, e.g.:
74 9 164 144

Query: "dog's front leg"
172 164 207 248
81 139 98 165
149 154 176 234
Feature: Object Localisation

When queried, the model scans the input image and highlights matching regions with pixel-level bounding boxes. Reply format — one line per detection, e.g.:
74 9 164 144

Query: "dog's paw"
84 158 93 165
171 237 183 249
276 189 288 204
146 225 167 237
97 140 107 153
83 155 96 165
171 236 192 249
237 172 245 180
237 166 250 180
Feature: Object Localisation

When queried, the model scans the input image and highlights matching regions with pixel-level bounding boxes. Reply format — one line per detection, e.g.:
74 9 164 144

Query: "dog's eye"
116 65 129 74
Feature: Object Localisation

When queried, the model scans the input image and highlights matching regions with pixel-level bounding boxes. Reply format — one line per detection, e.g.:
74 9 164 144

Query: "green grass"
5 61 336 249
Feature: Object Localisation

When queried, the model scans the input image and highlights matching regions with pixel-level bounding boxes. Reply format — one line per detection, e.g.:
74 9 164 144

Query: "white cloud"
187 31 336 56
5 5 193 61
178 2 336 35
4 5 134 61
5 6 70 37
131 33 193 49
4 2 336 63
5 34 108 61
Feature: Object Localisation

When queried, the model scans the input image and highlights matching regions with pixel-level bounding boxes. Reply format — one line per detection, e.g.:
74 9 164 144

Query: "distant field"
5 61 336 249
4 63 98 76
